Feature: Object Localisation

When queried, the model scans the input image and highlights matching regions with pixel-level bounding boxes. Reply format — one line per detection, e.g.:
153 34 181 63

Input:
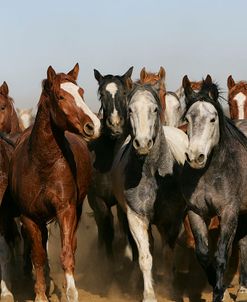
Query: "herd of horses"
0 64 247 302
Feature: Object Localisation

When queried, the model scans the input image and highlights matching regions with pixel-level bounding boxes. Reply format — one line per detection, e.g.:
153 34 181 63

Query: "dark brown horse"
0 82 21 134
8 64 101 302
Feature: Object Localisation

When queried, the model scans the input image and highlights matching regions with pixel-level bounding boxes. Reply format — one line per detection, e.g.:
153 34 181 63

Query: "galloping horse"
87 67 134 258
112 83 188 302
182 75 247 302
8 64 101 302
227 75 247 120
0 81 21 134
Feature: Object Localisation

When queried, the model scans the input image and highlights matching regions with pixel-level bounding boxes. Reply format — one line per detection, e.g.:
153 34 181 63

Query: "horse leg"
88 193 114 258
0 235 13 301
21 216 48 302
117 204 138 261
236 235 247 301
127 205 156 302
57 204 79 302
213 207 238 302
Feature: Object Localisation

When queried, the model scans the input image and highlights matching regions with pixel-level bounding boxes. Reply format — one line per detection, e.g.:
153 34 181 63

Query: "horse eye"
1 106 5 110
154 108 158 113
129 108 132 114
210 118 216 123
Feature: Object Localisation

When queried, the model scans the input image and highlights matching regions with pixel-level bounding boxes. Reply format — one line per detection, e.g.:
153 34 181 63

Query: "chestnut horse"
8 64 101 302
0 82 21 134
227 75 247 120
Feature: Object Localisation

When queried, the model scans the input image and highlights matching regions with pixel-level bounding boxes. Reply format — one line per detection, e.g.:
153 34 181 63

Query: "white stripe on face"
234 92 246 119
61 82 101 136
106 82 118 98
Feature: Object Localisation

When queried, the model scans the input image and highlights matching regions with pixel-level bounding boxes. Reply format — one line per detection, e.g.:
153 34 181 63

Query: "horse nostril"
185 152 191 163
133 138 140 149
84 122 95 136
147 139 153 149
198 154 205 163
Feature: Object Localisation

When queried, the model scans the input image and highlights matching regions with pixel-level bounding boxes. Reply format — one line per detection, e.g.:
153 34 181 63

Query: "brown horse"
138 67 166 124
0 82 21 134
227 75 247 120
8 64 101 302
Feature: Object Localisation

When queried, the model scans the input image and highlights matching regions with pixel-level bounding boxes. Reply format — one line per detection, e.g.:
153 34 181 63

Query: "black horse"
87 67 135 258
181 74 247 302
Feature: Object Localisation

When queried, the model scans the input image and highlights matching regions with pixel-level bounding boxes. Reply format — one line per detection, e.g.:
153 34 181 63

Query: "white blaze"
61 82 101 136
106 82 120 124
105 82 118 98
235 92 246 119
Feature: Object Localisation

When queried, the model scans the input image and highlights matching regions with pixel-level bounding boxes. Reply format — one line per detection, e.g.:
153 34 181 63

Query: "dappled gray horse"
181 74 247 302
112 83 188 302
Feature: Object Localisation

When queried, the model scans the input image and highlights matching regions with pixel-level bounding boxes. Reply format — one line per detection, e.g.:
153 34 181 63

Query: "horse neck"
131 123 173 177
9 109 21 134
29 96 65 163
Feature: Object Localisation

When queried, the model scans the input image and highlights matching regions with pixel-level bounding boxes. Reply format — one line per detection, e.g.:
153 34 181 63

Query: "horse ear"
204 74 212 85
140 67 147 83
227 75 235 90
94 69 103 83
47 66 56 83
68 63 79 80
122 66 133 79
122 66 133 90
202 75 219 101
158 66 166 80
182 75 193 99
0 81 9 96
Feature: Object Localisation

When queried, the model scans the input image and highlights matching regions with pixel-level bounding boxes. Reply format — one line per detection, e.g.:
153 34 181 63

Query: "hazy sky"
2 0 247 112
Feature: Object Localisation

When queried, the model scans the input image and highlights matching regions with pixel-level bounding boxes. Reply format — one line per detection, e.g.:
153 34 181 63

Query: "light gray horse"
112 83 188 302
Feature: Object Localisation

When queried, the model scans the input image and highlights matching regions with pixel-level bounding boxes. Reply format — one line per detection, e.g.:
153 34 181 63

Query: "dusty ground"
6 200 240 302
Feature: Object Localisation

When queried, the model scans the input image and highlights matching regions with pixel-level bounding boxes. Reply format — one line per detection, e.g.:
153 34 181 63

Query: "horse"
138 66 185 127
227 75 247 120
17 108 35 130
7 63 101 302
0 82 21 134
112 82 188 302
181 74 247 302
87 67 134 259
0 134 19 301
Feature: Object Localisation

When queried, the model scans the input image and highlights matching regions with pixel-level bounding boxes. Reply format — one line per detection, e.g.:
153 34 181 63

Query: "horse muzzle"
185 151 207 169
133 138 153 155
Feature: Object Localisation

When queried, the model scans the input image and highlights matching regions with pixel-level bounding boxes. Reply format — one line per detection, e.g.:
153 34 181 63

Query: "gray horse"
112 83 188 302
182 74 247 302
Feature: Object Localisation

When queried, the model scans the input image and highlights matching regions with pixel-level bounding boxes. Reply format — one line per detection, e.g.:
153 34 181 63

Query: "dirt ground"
7 199 240 302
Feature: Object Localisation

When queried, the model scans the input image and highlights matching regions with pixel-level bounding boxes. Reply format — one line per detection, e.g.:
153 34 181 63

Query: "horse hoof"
236 286 247 302
142 295 157 302
66 287 78 302
222 289 233 302
1 293 14 302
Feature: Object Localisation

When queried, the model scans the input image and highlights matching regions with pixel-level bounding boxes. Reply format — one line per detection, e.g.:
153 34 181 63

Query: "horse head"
94 67 133 138
227 75 247 120
42 63 101 141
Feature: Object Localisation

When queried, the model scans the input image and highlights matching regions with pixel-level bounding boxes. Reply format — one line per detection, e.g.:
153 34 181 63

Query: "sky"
1 0 247 112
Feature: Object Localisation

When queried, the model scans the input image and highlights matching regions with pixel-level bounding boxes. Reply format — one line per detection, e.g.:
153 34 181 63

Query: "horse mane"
185 81 247 151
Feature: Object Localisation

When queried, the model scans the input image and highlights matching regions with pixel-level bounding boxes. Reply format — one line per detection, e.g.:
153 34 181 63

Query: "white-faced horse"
112 83 188 302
